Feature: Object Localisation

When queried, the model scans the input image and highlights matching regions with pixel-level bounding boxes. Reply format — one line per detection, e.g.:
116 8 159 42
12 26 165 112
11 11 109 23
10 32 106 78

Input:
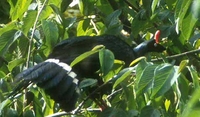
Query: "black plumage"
10 35 165 112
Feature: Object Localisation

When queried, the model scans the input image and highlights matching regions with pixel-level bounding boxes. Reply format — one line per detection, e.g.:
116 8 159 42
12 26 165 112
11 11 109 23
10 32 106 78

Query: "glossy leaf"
70 45 104 67
99 48 115 76
135 64 157 94
151 64 180 98
113 67 134 89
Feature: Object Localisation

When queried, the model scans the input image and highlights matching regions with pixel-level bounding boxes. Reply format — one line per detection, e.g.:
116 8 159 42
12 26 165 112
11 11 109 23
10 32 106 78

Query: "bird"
9 32 165 112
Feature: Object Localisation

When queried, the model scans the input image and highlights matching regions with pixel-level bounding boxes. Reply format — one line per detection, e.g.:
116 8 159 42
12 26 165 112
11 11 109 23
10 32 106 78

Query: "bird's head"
133 30 165 57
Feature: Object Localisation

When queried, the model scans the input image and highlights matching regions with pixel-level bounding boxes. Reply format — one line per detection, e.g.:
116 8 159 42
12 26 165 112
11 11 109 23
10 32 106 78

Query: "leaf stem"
26 0 48 68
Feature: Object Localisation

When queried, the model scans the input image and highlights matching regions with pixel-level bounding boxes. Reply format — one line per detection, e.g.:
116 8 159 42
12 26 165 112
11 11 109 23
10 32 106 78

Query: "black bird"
9 33 165 112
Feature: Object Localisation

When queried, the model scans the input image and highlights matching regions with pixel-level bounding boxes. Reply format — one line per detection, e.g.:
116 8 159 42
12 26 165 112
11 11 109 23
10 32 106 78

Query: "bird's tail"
9 59 80 112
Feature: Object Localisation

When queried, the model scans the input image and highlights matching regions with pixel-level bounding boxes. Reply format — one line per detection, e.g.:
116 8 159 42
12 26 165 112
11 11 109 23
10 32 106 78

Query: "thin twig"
72 80 112 113
152 49 200 62
26 0 48 67
24 0 48 111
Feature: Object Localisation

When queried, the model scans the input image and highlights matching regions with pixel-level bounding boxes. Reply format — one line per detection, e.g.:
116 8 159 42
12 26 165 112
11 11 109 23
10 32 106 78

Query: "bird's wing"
9 59 79 112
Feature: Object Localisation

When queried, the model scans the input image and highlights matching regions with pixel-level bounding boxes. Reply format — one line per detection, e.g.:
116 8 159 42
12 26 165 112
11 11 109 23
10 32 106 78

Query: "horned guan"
9 33 165 112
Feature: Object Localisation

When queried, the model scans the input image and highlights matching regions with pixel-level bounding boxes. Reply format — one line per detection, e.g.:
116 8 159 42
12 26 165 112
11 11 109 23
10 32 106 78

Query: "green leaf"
175 0 193 38
0 22 17 36
99 49 115 76
32 91 44 117
79 78 98 88
42 20 59 55
178 60 188 73
131 14 148 38
39 6 53 20
151 64 180 98
135 59 152 82
77 19 90 36
140 106 160 117
165 0 177 10
151 0 159 13
135 64 158 94
113 67 134 89
105 10 121 27
187 66 199 88
103 60 125 82
181 87 200 117
78 0 96 16
5 108 18 117
192 0 200 19
18 37 29 57
22 10 37 36
70 45 104 67
0 99 11 115
103 10 123 34
0 71 6 78
98 108 127 117
96 0 113 15
178 74 190 102
63 17 77 29
8 58 25 72
23 110 35 117
60 0 73 12
8 0 32 20
175 0 192 19
129 56 146 67
179 12 198 41
0 30 20 56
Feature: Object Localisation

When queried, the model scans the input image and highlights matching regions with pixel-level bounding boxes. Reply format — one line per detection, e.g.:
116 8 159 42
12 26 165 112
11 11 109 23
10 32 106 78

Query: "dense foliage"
0 0 200 117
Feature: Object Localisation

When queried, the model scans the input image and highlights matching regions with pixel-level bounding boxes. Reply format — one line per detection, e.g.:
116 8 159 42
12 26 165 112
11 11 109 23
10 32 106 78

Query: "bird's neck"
133 43 148 57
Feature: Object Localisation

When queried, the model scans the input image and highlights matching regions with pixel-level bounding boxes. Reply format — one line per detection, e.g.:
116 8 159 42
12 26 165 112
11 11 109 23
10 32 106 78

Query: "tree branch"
152 49 200 62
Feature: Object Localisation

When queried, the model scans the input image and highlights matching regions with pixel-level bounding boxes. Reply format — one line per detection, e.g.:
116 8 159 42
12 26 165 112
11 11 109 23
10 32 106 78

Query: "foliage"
0 0 200 117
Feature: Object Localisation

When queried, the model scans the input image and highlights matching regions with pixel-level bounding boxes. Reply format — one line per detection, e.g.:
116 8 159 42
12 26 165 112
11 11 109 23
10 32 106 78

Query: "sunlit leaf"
8 0 32 20
151 64 180 98
22 10 37 35
8 58 25 72
70 45 104 67
151 0 159 13
113 67 134 89
178 60 188 73
77 19 90 36
187 66 199 88
135 64 158 94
